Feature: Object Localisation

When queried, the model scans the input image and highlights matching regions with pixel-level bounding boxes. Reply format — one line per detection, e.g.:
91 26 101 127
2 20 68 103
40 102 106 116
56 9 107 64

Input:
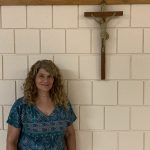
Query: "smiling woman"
6 60 77 150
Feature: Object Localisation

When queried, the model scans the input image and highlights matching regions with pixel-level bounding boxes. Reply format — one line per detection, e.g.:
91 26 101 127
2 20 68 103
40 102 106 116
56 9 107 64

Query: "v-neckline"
34 105 57 117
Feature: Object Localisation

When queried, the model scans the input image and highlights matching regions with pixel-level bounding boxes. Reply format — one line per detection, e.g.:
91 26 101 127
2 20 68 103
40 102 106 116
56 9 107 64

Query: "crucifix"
84 0 123 80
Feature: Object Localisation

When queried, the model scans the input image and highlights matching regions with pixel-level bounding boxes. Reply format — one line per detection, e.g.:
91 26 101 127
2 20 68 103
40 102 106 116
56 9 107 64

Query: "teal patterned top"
7 97 77 150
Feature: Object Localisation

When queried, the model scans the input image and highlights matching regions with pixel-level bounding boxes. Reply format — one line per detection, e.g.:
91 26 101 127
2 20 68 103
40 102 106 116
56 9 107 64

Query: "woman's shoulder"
57 100 73 111
13 97 27 107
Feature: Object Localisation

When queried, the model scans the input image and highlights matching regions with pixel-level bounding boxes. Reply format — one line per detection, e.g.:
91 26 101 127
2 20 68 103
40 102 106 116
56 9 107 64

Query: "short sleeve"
66 101 77 126
7 99 23 128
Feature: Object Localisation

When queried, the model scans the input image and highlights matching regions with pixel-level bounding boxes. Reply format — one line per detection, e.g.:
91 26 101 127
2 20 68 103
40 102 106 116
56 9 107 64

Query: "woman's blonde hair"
23 60 67 107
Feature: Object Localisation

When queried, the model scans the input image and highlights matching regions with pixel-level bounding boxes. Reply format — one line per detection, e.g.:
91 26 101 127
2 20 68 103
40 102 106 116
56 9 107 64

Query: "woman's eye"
48 76 52 79
39 75 44 78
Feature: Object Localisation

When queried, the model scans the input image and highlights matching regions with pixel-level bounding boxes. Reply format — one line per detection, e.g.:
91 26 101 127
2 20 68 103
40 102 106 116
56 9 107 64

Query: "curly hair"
23 60 68 107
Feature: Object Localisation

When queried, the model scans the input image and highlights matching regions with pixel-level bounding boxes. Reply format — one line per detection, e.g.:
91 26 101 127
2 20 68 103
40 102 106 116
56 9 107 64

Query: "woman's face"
35 68 54 94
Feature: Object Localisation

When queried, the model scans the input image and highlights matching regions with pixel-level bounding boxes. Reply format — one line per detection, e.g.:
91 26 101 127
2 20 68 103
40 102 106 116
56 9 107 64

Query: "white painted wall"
0 4 150 150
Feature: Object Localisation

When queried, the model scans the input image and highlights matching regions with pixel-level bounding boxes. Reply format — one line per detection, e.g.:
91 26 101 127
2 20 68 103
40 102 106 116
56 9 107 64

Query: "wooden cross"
84 1 123 80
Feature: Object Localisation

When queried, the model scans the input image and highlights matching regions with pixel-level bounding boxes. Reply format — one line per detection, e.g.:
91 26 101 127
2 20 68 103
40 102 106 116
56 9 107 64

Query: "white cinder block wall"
0 4 150 150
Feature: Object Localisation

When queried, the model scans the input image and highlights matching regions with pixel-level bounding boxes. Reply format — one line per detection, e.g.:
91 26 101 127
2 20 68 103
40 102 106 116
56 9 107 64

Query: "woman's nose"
43 77 49 82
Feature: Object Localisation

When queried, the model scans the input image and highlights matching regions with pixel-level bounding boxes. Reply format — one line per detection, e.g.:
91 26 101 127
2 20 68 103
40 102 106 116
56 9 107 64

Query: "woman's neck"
36 92 52 104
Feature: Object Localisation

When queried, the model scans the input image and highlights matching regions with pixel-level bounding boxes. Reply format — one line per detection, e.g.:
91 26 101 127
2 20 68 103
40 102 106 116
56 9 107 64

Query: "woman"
7 60 76 150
